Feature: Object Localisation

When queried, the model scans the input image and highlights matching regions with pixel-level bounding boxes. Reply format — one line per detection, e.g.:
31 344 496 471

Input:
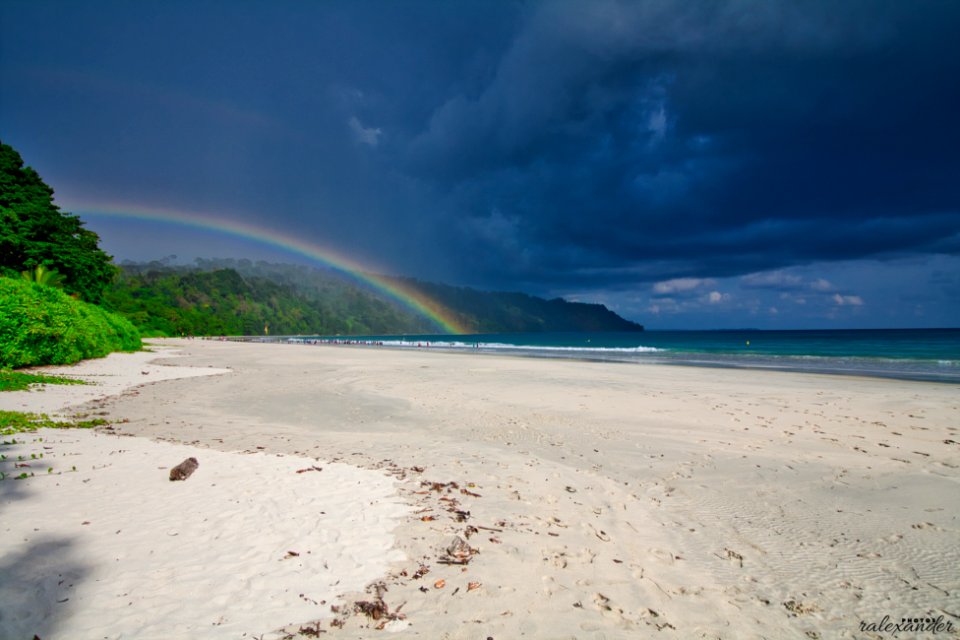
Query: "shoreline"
3 339 959 638
222 336 960 385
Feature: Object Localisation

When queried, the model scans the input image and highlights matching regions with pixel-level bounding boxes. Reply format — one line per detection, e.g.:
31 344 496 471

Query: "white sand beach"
2 339 958 639
0 347 409 639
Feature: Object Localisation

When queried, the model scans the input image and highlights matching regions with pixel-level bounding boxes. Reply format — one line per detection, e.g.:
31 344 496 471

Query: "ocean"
288 329 960 384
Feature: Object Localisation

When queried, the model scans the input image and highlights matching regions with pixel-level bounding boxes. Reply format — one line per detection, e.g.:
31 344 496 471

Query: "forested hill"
384 275 644 334
103 264 434 337
105 260 644 336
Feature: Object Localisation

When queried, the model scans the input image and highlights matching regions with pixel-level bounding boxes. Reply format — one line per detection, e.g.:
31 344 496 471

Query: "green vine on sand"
0 410 107 437
0 370 89 392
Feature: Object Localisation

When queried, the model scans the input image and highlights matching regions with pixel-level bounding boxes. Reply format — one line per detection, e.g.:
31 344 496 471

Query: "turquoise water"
291 329 960 383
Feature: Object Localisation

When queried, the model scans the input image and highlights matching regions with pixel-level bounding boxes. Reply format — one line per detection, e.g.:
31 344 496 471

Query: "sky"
2 0 959 329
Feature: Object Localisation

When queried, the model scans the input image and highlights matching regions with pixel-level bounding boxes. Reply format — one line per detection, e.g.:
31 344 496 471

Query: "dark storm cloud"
381 0 960 288
2 0 959 317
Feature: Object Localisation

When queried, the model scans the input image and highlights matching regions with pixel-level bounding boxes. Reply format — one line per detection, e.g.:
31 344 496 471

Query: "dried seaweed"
439 535 478 565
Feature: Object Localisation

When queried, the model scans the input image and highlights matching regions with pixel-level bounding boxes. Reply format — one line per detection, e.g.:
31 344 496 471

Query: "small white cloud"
647 297 680 315
647 105 667 140
638 79 671 145
769 306 779 315
653 277 714 294
741 270 803 288
348 116 382 147
810 278 833 291
832 293 864 306
706 291 730 304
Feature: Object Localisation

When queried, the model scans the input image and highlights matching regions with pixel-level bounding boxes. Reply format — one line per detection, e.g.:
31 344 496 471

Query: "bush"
138 328 170 338
0 277 141 369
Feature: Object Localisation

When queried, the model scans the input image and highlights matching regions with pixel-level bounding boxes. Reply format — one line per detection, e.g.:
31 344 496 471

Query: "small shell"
434 579 446 589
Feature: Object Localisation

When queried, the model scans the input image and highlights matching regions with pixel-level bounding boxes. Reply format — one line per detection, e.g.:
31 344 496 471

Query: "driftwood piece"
169 457 199 481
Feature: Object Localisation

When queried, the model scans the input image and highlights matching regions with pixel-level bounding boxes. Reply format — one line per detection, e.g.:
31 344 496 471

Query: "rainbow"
72 202 470 334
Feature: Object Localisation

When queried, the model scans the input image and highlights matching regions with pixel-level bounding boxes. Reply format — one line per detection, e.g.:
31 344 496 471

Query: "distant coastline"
260 328 960 384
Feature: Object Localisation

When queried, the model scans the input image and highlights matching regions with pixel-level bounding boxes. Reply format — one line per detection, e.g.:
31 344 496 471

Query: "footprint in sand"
542 575 558 596
592 592 613 611
542 548 568 569
584 522 611 542
650 548 677 564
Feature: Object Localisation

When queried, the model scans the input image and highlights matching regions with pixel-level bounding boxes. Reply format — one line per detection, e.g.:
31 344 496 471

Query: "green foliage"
0 142 117 303
0 277 141 369
0 370 87 392
104 264 435 336
104 259 643 336
386 276 645 333
21 264 65 288
0 410 107 437
215 259 643 333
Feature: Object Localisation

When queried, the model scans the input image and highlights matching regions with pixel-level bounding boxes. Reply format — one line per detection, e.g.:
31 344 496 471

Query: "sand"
0 348 231 417
0 347 409 639
2 339 958 639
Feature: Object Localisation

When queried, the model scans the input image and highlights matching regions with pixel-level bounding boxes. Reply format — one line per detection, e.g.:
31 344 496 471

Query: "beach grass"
0 370 89 392
1 411 107 480
0 410 108 437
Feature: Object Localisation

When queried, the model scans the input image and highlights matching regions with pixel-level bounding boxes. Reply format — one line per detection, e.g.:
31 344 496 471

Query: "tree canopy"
0 142 116 302
103 265 432 337
105 260 644 336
